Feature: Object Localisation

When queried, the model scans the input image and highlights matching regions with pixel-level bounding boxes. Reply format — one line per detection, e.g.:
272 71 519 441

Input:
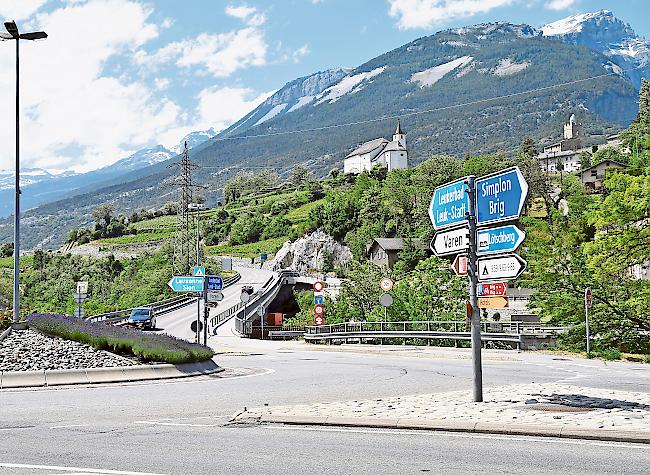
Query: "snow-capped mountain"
220 68 351 136
101 145 174 173
171 128 217 154
542 10 650 87
0 168 72 191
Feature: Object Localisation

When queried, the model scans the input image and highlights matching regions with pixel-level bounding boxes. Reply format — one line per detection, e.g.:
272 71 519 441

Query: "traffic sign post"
314 315 325 326
476 225 525 256
585 288 593 354
477 282 507 297
206 276 223 291
431 226 469 257
379 277 394 292
475 167 529 226
477 254 526 282
168 276 204 292
429 177 470 230
450 254 468 276
478 296 509 309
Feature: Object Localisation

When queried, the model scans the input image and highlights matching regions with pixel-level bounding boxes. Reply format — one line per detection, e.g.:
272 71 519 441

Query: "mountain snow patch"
316 67 386 104
287 95 315 112
609 38 650 66
255 103 288 125
541 11 610 36
492 58 530 76
410 56 473 87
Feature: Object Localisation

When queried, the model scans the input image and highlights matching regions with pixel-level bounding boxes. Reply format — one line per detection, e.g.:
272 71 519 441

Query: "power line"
209 65 645 143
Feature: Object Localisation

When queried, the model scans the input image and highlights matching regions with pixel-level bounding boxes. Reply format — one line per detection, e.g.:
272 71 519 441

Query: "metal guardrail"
85 272 241 325
230 270 295 336
303 321 569 349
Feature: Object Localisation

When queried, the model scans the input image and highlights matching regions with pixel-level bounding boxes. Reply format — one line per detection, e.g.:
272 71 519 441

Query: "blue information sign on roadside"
429 177 470 230
477 224 526 256
475 167 528 226
314 295 324 305
206 275 223 291
168 276 204 292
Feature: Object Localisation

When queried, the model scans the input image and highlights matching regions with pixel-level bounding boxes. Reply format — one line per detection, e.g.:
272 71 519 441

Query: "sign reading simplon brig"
428 166 528 403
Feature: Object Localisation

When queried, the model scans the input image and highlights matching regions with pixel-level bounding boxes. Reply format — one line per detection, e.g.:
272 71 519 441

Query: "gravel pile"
0 329 135 372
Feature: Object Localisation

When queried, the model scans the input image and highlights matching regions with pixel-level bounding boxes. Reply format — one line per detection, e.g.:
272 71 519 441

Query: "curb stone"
0 359 223 389
0 326 11 343
243 414 650 445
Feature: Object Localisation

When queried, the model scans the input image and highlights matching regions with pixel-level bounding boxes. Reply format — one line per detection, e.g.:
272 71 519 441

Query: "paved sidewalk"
234 383 650 443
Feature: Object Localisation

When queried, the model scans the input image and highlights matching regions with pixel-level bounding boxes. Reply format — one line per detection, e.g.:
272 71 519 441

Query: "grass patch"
205 236 289 258
0 256 33 269
286 198 325 223
28 313 214 364
129 215 177 231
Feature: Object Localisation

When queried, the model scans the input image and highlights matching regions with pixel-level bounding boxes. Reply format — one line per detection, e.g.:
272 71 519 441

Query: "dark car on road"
127 307 156 330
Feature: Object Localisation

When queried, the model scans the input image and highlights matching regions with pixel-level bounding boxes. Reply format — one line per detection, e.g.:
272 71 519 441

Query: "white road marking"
0 462 166 474
261 425 649 449
49 424 89 430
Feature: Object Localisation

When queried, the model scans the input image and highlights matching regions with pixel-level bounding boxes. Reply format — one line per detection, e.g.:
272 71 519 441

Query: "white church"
343 120 409 174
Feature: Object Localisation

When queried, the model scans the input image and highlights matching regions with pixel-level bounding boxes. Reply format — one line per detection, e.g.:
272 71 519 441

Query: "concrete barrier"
121 365 160 381
1 370 46 388
45 368 90 386
85 366 128 384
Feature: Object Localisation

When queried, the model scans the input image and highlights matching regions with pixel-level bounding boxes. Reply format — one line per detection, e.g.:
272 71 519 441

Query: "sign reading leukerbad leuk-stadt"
429 177 470 230
475 167 528 226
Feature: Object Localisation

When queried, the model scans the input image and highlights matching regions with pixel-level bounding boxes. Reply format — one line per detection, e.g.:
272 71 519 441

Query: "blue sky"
0 0 648 173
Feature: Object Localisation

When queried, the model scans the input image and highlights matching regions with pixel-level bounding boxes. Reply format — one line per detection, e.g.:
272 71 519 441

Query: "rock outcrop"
273 230 351 274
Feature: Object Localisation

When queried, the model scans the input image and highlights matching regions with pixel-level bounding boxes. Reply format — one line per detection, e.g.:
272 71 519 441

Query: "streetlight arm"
19 32 48 40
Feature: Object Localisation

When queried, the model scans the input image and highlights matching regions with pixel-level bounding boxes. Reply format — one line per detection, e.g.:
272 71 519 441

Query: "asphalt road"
1 337 649 474
156 266 276 341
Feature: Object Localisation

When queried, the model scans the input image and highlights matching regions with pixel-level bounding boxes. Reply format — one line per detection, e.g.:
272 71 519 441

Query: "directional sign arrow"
450 254 468 277
429 177 470 230
476 166 529 226
168 276 204 292
431 226 469 256
477 254 526 282
476 224 526 256
478 296 509 309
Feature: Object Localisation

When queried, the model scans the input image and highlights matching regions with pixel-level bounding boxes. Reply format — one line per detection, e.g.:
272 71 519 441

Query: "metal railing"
303 321 569 349
231 270 294 336
85 272 241 325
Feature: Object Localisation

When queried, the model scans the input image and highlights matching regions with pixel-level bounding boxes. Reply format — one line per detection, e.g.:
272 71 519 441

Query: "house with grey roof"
343 120 408 174
366 237 427 268
579 159 628 191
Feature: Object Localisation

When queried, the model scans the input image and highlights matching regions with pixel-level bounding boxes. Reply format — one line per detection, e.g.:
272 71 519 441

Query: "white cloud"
0 0 48 21
136 5 268 77
544 0 577 10
388 0 514 29
225 4 266 26
0 0 183 172
157 86 271 149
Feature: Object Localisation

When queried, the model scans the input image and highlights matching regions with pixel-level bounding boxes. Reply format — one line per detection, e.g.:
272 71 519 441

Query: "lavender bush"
27 314 214 364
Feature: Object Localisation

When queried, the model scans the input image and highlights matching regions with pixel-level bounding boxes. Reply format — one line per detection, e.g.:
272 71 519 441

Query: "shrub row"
27 313 214 364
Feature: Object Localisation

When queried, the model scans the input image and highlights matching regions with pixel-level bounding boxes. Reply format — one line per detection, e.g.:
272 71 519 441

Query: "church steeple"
395 118 403 135
393 119 406 148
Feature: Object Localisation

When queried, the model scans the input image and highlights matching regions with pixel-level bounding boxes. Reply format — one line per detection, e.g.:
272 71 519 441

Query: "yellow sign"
478 296 509 309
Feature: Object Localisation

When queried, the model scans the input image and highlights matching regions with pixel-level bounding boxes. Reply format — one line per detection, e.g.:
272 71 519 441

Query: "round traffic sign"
379 293 393 307
314 315 325 326
314 304 325 315
313 281 325 292
190 320 203 333
240 291 251 303
379 277 394 292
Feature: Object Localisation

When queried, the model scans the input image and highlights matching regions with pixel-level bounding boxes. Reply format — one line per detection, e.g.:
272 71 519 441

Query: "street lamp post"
1 21 47 323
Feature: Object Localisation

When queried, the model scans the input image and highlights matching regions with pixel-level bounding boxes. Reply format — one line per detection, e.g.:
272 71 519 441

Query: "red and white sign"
585 288 593 308
477 282 507 297
314 315 325 326
451 254 468 276
313 281 325 292
314 304 325 315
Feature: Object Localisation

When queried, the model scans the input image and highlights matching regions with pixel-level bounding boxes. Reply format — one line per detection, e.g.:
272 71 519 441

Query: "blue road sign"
168 276 204 292
429 177 470 230
206 275 223 291
192 266 205 277
477 224 526 256
314 295 324 305
475 167 528 226
260 253 268 261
